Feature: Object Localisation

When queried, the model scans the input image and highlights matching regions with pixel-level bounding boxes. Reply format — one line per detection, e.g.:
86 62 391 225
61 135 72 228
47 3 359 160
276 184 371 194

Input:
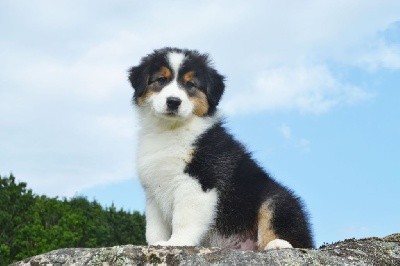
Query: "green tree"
106 204 146 246
67 196 110 247
0 174 146 265
0 174 35 265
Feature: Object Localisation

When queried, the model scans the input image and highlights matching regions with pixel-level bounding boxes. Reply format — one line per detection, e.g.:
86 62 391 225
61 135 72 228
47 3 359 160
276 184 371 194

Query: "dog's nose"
166 97 182 110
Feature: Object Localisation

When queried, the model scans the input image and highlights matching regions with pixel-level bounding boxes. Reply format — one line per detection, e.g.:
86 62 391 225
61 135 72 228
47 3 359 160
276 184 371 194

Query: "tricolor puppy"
128 47 314 250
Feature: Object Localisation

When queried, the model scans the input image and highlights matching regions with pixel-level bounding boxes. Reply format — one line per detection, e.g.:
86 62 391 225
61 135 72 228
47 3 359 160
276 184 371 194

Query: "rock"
11 234 400 265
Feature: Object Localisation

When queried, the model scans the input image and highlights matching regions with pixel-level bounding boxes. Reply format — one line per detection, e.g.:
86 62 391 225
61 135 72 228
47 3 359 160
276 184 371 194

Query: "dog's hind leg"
257 200 293 250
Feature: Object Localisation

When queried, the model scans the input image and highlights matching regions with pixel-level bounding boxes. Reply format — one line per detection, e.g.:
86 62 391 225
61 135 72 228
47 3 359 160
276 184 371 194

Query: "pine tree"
0 174 146 265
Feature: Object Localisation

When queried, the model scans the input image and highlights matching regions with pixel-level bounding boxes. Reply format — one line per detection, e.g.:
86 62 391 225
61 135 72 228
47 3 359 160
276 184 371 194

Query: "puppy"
128 47 314 250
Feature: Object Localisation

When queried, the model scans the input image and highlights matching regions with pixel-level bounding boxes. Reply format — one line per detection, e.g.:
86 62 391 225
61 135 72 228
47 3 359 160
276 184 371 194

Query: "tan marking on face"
160 66 172 79
183 71 195 83
137 66 171 106
257 200 278 250
137 85 159 106
191 90 209 117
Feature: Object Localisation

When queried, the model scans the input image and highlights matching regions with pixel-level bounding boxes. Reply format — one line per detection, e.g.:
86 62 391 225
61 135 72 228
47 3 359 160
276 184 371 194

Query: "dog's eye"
156 77 167 84
186 81 195 88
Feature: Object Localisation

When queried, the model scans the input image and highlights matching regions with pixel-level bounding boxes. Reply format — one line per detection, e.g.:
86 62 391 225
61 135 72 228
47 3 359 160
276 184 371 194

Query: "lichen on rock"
11 233 400 265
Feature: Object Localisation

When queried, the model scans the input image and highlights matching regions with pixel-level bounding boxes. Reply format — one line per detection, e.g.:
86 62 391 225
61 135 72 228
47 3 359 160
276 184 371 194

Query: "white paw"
265 239 293 250
154 241 170 246
154 239 195 247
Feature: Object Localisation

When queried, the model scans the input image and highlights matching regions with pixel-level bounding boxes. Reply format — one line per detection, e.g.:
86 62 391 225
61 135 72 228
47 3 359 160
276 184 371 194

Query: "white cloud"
211 2 399 115
336 21 400 71
277 124 311 153
1 110 137 197
357 42 400 70
95 115 137 140
223 65 374 114
1 1 400 197
0 35 140 197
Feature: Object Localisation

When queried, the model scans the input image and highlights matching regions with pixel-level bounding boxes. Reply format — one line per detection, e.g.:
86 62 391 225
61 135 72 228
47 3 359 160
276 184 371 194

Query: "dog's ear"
206 68 225 114
128 63 149 103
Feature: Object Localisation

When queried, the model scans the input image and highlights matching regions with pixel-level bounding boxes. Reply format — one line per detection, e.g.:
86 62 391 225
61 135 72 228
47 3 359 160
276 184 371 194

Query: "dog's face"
129 48 225 120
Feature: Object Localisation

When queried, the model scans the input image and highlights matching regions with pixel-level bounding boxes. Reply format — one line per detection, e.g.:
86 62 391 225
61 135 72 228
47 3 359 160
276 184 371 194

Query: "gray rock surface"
11 233 400 265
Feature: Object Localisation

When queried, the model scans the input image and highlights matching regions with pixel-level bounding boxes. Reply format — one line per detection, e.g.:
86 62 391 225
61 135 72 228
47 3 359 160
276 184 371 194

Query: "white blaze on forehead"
167 52 185 79
146 51 193 119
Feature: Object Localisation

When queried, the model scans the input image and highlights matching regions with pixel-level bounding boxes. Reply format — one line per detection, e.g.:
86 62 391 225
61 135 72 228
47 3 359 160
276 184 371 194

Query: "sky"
1 0 399 247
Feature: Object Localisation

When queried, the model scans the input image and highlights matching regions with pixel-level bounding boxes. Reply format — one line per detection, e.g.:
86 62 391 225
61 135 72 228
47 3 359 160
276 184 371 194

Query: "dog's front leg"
146 198 171 245
155 178 218 246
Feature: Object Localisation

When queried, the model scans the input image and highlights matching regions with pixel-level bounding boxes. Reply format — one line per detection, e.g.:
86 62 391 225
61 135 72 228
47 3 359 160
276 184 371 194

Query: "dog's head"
128 48 225 120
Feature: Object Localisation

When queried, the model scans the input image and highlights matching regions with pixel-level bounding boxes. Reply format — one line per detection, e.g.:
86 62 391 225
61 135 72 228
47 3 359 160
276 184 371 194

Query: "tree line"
0 174 146 265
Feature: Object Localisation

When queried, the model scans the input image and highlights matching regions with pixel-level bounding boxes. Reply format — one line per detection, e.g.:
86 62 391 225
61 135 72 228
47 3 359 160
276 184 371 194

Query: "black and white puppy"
128 47 314 250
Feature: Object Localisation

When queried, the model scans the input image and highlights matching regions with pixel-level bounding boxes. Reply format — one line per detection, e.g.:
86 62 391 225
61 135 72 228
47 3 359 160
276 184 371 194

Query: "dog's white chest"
136 117 216 219
137 130 192 189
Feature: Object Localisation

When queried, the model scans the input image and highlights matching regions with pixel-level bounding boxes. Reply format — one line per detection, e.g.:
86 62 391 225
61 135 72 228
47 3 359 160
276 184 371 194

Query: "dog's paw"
154 239 195 247
265 239 293 250
154 241 170 246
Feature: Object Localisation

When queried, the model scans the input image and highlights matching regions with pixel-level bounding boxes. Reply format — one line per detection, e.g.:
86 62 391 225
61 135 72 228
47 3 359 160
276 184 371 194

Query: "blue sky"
1 1 399 246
